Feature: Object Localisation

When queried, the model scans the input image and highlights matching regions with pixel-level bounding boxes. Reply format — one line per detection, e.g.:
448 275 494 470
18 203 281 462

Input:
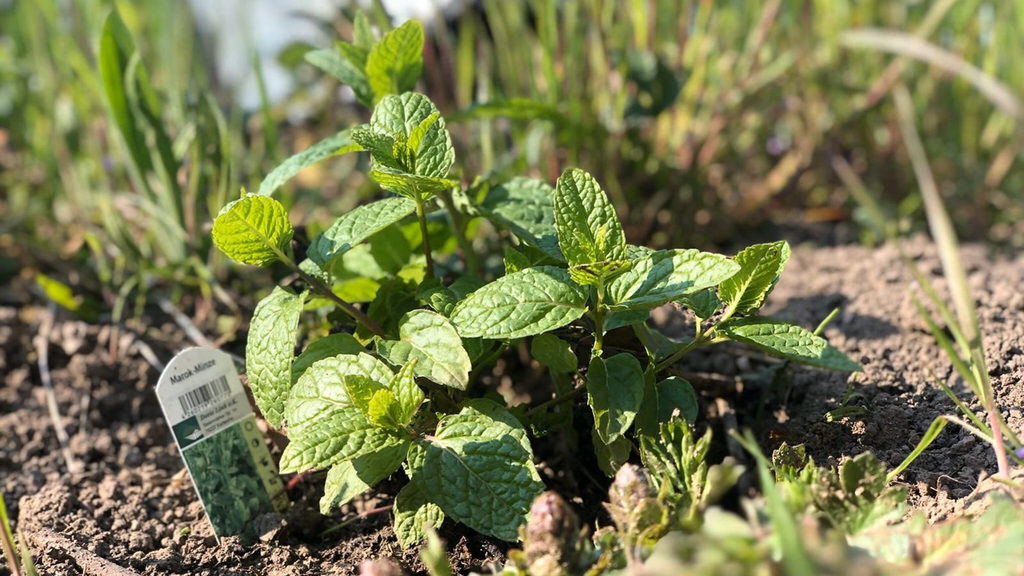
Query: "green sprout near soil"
208 12 859 545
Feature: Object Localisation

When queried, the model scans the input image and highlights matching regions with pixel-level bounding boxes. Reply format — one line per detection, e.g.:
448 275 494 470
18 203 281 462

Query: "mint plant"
210 13 861 547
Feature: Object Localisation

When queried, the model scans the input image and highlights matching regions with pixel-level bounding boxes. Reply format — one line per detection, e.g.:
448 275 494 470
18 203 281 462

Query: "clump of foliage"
210 13 859 546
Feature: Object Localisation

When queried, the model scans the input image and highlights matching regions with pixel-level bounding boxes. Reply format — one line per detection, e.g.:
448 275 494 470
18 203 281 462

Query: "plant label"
155 347 289 541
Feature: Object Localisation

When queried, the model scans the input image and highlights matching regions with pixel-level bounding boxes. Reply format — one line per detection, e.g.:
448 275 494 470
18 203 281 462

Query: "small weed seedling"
210 14 860 546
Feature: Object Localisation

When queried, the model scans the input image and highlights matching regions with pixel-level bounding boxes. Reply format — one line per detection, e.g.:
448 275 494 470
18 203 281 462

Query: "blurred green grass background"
1 0 1022 312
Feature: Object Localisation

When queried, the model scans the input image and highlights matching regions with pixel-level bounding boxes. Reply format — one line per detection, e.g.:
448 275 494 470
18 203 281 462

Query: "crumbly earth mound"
2 238 1021 573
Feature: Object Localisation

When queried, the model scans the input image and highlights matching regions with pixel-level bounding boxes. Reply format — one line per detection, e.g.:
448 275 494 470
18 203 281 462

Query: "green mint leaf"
503 247 531 274
352 11 375 50
604 308 650 331
284 352 395 435
291 333 364 384
212 195 293 267
279 407 405 473
257 130 360 197
350 126 402 170
369 167 458 201
680 288 722 320
553 168 627 284
298 258 330 284
246 287 305 428
656 376 698 423
633 367 660 438
448 276 486 299
449 266 588 339
718 318 862 371
365 20 424 101
719 241 791 316
305 49 373 106
592 428 631 477
338 41 368 69
606 249 740 311
307 197 417 267
633 323 691 363
389 359 424 426
568 260 632 286
587 353 645 444
419 400 545 541
417 279 459 316
478 177 563 262
370 93 453 180
378 310 472 390
367 389 403 428
393 478 446 548
320 441 409 514
530 334 577 374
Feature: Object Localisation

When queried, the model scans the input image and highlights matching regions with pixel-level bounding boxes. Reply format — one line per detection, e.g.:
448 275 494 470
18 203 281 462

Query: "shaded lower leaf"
393 478 446 548
320 441 409 514
587 353 645 444
419 400 544 541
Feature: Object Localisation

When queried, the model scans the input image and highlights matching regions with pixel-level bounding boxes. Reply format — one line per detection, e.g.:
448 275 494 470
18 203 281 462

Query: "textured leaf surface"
291 333 363 384
304 49 373 106
246 287 305 428
212 195 293 266
478 177 563 261
279 408 405 473
656 377 698 423
587 353 645 444
307 197 416 267
530 334 577 373
606 249 740 311
718 318 862 371
319 442 408 513
284 352 394 434
257 131 359 197
393 478 445 548
370 93 453 179
365 20 423 100
719 241 791 316
592 429 631 477
419 400 544 541
553 169 627 281
367 389 402 429
680 289 722 319
449 267 588 339
368 167 457 201
389 360 424 425
378 310 471 390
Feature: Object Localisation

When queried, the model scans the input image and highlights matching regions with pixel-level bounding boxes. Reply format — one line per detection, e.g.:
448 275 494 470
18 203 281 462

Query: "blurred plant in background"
2 0 1022 319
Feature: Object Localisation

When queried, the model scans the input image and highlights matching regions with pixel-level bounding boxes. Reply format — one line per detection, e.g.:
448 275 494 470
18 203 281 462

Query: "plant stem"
592 282 606 357
439 189 480 276
274 247 386 338
654 328 714 374
526 381 587 417
415 200 435 279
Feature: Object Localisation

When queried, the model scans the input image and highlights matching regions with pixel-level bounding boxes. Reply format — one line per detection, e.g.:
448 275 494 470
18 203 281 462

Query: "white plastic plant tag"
155 347 288 541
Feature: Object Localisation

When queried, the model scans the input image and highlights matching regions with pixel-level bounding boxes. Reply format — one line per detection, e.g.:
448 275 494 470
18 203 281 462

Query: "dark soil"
3 237 1023 574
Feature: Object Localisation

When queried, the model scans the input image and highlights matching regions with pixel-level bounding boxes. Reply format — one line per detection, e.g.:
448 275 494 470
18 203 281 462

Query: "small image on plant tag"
155 347 289 541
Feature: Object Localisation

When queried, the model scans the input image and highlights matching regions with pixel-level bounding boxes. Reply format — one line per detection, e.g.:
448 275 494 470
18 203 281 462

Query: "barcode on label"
178 375 231 417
